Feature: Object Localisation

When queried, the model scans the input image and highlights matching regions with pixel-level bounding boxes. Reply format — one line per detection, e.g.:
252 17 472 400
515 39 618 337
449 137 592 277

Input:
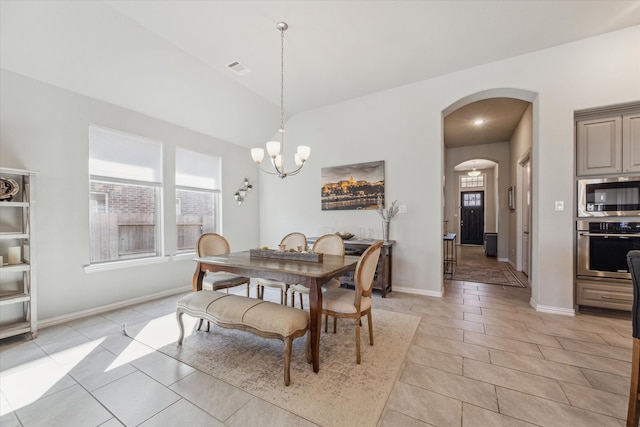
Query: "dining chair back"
312 233 345 256
281 232 307 251
196 233 250 297
291 234 345 309
256 232 308 304
626 250 640 427
197 232 231 257
322 240 383 364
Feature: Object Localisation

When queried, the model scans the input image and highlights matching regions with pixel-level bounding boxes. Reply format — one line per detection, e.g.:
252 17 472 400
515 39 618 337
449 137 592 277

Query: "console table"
307 237 394 297
443 233 457 278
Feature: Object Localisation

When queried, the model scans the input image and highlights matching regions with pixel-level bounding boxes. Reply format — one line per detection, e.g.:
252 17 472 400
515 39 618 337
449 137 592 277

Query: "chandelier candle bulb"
251 148 265 163
266 141 281 157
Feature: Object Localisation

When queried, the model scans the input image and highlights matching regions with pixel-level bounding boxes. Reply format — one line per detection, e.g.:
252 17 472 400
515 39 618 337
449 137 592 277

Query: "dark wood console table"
307 237 394 297
443 233 457 278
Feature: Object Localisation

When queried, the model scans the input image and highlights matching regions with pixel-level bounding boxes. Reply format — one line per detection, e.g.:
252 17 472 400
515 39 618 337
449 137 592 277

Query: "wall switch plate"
555 201 564 211
398 204 407 214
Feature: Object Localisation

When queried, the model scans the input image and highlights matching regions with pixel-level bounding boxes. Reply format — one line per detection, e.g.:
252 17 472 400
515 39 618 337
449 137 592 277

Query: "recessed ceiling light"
473 119 485 125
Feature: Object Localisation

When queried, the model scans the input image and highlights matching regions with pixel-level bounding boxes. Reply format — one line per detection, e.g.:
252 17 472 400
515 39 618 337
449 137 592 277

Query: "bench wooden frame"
176 291 310 386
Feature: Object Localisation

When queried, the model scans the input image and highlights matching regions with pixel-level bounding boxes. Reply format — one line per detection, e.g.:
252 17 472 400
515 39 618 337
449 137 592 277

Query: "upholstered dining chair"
322 240 383 364
290 233 345 309
256 232 307 305
626 250 640 427
196 233 251 330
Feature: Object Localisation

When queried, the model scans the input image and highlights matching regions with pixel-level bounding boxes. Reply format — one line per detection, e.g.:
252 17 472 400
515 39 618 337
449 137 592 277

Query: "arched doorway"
442 89 537 289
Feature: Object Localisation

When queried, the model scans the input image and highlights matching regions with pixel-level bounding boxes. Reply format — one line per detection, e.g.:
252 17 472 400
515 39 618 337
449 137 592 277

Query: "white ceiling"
2 1 640 148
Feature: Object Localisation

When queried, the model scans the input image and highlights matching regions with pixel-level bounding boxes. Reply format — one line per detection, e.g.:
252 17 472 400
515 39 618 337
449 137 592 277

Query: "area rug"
453 265 526 287
124 308 420 427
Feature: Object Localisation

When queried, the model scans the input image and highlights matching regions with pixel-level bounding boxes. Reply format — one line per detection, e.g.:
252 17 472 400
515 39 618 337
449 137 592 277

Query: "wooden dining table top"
193 251 360 284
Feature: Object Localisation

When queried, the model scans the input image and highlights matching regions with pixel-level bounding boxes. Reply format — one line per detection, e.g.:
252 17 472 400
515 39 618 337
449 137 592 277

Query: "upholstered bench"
176 290 310 386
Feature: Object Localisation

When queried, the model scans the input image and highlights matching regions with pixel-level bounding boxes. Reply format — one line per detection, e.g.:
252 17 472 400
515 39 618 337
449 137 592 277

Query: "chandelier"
467 161 481 177
250 22 310 178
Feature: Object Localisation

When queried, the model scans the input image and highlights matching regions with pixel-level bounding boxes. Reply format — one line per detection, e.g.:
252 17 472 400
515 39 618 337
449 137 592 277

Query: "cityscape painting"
321 160 385 211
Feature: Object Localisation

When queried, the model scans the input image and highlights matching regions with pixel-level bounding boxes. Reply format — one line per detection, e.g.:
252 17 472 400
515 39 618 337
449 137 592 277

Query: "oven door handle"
578 232 640 238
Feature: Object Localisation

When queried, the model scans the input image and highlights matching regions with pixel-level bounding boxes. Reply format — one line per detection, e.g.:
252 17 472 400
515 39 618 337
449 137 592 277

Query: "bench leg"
177 311 185 345
284 337 292 386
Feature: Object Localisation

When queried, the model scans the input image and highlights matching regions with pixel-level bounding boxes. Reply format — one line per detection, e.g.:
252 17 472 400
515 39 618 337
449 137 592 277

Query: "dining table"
192 250 360 373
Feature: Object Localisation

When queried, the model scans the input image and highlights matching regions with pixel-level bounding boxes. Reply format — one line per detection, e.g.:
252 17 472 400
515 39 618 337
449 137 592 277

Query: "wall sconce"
234 178 252 206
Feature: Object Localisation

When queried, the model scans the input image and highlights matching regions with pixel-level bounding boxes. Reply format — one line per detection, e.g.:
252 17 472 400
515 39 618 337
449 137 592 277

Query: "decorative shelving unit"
0 167 37 339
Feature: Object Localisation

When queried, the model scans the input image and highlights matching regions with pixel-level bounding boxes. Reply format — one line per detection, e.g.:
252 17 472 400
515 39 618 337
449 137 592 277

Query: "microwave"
578 177 640 217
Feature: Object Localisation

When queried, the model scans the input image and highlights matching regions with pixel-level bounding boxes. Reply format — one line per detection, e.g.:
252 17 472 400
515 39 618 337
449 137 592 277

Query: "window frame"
174 148 222 254
87 125 164 268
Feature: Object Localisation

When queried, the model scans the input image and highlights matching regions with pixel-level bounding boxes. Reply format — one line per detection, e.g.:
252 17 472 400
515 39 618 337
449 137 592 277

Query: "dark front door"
460 191 484 245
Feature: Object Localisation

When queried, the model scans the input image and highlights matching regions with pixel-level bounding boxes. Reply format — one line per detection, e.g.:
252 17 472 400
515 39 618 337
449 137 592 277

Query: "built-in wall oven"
576 219 638 311
578 176 640 217
576 220 640 280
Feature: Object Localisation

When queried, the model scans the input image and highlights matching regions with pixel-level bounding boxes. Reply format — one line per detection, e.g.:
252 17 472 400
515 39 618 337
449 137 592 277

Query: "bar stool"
626 250 640 427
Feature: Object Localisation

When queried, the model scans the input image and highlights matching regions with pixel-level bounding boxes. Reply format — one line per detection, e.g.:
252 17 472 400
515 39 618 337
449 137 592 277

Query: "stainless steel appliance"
577 176 640 217
576 220 640 280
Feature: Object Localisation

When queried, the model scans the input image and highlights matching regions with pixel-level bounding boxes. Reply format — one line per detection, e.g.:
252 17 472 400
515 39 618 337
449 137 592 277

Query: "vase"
382 220 390 242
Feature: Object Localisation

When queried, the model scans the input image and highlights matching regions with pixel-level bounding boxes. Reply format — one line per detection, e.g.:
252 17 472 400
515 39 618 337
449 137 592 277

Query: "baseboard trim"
39 285 192 328
530 298 575 316
393 285 443 298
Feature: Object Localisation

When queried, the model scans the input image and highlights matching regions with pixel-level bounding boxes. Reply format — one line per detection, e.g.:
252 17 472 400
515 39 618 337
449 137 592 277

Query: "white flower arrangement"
377 196 399 221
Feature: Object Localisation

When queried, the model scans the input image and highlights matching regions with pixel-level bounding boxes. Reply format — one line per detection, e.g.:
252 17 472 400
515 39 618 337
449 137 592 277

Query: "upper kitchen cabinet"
576 116 622 176
622 113 640 174
577 109 640 176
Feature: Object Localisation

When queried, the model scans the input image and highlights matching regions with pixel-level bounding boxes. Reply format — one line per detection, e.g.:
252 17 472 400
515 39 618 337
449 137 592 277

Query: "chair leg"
333 316 337 333
290 289 296 307
305 330 312 364
245 283 250 297
284 337 292 386
196 318 203 331
299 292 304 310
280 289 284 305
367 312 374 346
628 337 640 427
177 311 185 345
355 316 361 364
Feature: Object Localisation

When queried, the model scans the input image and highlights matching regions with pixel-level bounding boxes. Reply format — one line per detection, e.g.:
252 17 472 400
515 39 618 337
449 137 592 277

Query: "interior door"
460 191 484 245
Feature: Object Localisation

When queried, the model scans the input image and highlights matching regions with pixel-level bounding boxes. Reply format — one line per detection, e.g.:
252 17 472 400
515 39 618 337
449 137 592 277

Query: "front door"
460 191 484 245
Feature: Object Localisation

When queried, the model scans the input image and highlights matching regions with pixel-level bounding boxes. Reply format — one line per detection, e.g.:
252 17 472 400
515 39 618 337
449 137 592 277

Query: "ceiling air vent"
226 61 251 76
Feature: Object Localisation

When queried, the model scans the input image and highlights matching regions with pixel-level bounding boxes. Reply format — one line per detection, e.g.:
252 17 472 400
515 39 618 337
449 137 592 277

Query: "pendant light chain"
280 26 285 135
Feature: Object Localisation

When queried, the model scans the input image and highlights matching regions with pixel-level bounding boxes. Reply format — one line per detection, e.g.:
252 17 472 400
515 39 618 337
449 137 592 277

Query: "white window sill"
84 256 170 273
171 252 197 262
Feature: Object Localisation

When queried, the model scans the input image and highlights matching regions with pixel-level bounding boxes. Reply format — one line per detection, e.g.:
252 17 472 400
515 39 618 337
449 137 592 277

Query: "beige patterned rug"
453 265 526 287
125 307 420 427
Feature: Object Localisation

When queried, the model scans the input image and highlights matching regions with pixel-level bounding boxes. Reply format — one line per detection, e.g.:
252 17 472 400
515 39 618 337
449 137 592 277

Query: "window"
460 175 484 188
175 148 221 252
463 192 483 207
89 125 163 263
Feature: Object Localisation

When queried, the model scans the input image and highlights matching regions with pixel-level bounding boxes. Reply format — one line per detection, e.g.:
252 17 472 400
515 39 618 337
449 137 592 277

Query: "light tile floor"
0 247 634 426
